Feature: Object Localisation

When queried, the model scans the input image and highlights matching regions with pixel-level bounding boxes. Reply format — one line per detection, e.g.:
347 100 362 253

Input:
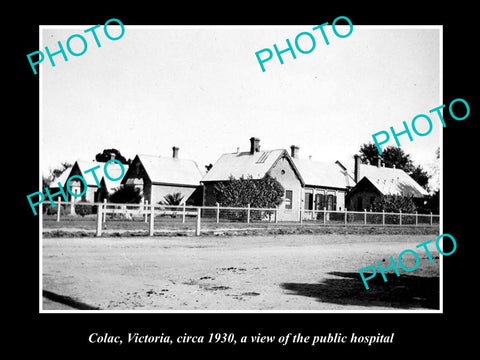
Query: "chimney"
376 156 381 168
172 146 179 159
250 137 260 154
354 154 361 183
290 145 299 159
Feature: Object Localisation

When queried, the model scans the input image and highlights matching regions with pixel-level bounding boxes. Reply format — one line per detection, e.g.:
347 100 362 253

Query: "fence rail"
42 198 440 237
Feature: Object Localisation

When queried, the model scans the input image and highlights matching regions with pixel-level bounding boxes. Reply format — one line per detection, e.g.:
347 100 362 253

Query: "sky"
40 25 441 184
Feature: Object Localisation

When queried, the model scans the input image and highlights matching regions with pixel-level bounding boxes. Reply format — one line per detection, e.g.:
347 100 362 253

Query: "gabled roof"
72 160 105 187
135 154 203 186
292 158 352 189
52 160 129 189
201 149 304 185
357 164 429 197
49 160 101 187
101 161 129 192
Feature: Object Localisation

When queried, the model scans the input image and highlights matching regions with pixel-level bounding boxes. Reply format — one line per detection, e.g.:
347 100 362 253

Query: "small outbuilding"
121 147 204 205
345 155 429 211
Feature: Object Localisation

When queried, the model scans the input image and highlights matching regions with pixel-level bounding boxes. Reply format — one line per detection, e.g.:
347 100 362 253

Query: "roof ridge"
138 153 198 162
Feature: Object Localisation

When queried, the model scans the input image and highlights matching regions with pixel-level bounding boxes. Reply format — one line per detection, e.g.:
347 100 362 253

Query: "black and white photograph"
39 24 442 313
16 3 476 356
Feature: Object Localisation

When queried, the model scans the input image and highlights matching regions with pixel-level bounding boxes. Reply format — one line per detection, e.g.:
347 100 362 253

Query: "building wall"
202 182 218 207
346 187 380 211
268 156 303 221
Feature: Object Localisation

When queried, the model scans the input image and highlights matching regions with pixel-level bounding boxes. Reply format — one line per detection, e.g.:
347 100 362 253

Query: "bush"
109 185 142 204
213 174 284 209
371 195 417 213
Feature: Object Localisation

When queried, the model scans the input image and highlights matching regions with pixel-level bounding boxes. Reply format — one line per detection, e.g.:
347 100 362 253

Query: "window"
256 151 270 164
315 193 325 210
304 192 313 210
285 190 293 209
315 192 337 210
327 194 336 210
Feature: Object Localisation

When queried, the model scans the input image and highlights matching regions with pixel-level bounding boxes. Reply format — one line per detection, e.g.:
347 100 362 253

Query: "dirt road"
42 233 440 311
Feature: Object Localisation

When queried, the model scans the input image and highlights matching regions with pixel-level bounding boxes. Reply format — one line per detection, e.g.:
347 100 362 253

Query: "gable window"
285 190 293 209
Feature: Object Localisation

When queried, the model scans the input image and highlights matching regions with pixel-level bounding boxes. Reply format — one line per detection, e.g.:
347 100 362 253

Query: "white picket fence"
44 198 440 237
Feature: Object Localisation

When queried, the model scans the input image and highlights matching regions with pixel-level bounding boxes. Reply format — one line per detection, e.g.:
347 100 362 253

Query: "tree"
108 185 142 203
95 148 130 165
358 143 380 164
213 174 285 208
159 192 184 205
359 143 413 171
417 190 439 214
382 147 414 172
409 164 430 189
42 162 72 189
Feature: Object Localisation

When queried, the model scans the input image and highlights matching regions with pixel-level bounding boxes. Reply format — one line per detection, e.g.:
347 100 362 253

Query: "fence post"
399 210 402 226
216 203 220 224
56 197 61 222
344 208 347 225
430 212 433 226
144 200 148 223
415 211 418 226
102 199 107 223
196 207 201 236
96 203 103 237
323 207 326 225
247 203 250 223
182 203 186 224
382 210 385 225
300 207 303 225
275 206 278 224
149 204 155 236
70 200 75 215
364 209 367 225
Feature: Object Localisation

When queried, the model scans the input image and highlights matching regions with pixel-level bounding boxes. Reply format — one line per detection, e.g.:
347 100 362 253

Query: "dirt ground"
42 233 441 311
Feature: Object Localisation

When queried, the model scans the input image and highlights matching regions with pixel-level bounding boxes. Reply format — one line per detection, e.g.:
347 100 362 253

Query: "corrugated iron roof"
201 149 288 182
292 158 352 189
137 154 203 186
201 149 350 189
359 164 429 197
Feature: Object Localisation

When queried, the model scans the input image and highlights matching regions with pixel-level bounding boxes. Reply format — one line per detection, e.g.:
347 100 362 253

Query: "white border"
39 24 443 314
